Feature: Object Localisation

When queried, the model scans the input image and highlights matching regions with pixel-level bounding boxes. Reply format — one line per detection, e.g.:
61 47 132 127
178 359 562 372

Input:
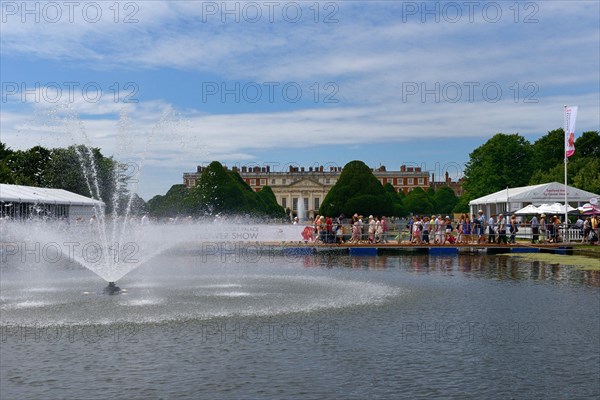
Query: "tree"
258 186 287 218
185 161 278 217
383 183 406 217
433 186 458 215
345 195 393 217
452 194 470 214
531 129 565 173
44 145 121 212
0 142 13 160
426 187 437 211
0 162 13 184
148 184 189 217
394 189 408 217
0 143 14 184
572 158 600 194
403 187 435 215
319 160 392 217
573 131 600 159
6 146 51 186
463 133 533 199
123 193 148 215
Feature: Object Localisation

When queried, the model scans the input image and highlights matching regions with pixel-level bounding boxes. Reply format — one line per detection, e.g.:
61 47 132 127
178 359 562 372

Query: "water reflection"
300 253 599 287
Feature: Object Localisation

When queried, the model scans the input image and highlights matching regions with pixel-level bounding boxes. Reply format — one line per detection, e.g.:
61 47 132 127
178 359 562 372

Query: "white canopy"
514 204 540 215
535 203 577 214
469 182 599 206
0 184 104 207
468 182 599 217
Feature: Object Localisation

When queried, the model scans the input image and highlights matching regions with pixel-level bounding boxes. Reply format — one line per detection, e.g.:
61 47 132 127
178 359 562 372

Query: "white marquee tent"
0 183 104 221
468 182 599 217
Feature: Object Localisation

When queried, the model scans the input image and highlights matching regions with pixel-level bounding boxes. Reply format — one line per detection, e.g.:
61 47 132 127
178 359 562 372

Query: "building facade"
183 164 430 220
429 171 465 197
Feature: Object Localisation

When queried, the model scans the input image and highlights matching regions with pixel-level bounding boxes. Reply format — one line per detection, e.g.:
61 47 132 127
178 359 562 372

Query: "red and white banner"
564 106 578 158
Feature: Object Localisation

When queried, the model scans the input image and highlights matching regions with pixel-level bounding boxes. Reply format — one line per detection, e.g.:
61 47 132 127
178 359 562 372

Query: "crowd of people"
298 210 599 245
299 214 389 244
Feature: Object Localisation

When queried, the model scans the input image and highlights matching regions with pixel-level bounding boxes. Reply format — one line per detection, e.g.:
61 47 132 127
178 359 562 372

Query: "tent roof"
0 184 104 207
469 182 599 206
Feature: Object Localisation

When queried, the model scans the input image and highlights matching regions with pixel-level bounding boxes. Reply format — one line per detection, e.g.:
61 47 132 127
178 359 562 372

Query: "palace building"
183 164 430 219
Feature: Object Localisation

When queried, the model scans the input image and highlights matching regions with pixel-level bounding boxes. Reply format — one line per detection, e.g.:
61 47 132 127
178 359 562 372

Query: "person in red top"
381 216 388 243
325 216 333 243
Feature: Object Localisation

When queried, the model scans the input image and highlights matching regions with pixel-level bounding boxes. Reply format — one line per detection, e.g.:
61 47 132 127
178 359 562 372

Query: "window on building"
304 198 309 211
282 178 287 184
260 179 266 185
282 198 287 208
408 178 414 185
271 179 276 184
292 198 298 211
418 178 424 184
314 198 320 210
250 179 256 185
325 178 330 184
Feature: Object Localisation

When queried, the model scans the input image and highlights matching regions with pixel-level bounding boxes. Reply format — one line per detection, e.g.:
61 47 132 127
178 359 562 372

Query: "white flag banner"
564 106 578 158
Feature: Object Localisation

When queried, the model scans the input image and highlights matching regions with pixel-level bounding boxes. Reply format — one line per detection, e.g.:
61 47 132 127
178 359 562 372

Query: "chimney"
242 166 247 173
445 171 450 183
401 165 406 172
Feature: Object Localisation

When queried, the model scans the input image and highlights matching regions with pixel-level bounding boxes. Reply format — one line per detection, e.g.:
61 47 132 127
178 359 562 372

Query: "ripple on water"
122 298 164 307
0 273 401 326
2 300 52 310
214 291 253 297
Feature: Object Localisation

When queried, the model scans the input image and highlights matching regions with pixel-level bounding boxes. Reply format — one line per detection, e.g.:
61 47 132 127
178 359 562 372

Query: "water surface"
1 253 598 399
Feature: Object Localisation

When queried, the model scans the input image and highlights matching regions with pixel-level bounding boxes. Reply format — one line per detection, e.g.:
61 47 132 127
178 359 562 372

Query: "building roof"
0 184 104 207
469 182 599 205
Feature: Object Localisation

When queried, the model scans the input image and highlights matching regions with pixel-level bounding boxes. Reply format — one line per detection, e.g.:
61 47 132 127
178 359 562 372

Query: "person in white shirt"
488 214 496 243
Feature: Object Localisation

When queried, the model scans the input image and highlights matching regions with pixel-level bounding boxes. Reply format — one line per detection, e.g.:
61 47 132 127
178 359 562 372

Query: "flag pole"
564 105 569 243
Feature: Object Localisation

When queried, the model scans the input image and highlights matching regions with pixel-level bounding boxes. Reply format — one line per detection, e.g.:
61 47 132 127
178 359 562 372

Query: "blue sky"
1 0 599 200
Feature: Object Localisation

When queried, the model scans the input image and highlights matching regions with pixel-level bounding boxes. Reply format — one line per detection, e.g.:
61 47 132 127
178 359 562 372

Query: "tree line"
146 161 286 218
3 128 597 219
318 160 459 218
0 142 146 214
318 129 599 218
456 129 600 211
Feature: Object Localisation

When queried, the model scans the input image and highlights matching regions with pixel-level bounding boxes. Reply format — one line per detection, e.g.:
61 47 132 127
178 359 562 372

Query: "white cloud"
2 91 598 166
1 0 598 198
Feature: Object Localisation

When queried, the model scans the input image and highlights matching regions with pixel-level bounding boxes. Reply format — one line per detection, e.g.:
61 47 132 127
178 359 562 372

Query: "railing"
303 222 595 244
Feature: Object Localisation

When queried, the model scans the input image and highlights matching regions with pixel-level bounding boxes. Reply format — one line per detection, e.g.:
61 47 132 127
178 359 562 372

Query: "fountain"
297 195 306 222
1 112 598 399
102 281 121 295
0 110 187 293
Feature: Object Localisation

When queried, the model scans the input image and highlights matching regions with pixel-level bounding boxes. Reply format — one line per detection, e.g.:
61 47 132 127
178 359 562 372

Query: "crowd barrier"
303 222 595 244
